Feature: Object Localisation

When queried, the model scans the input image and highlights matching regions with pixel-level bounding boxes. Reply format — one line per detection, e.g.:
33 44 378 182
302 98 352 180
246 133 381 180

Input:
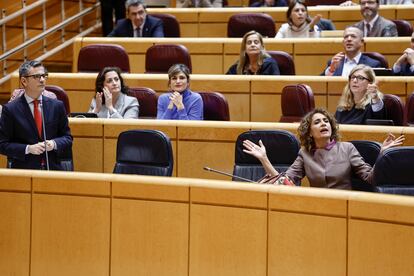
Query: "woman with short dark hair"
157 64 203 120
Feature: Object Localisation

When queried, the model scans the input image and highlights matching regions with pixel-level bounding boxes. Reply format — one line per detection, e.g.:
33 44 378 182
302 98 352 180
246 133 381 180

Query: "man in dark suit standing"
0 60 72 170
100 0 126 36
108 0 164 37
392 32 414 76
353 0 397 37
322 27 381 76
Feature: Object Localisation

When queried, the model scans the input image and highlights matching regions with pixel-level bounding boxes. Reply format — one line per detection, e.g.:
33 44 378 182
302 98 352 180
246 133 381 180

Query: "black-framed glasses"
24 73 48 80
349 75 369 82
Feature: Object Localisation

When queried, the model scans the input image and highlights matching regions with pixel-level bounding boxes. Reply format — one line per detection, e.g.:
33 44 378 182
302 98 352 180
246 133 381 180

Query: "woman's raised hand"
381 133 405 152
309 14 322 31
243 139 267 160
367 81 380 103
94 92 103 113
103 87 113 109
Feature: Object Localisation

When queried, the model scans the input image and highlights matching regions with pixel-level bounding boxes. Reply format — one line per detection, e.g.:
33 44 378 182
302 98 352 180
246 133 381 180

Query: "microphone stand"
203 166 256 183
39 96 50 170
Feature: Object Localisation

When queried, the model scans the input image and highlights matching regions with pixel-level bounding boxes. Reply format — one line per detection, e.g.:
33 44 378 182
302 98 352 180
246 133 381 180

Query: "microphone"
203 166 256 183
39 96 50 170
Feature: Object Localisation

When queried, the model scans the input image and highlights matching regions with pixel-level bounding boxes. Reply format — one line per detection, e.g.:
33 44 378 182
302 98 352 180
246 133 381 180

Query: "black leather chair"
266 51 295 75
113 130 173 176
373 147 414 196
280 84 314 123
350 140 381 192
198 91 230 121
58 147 74 171
232 130 300 184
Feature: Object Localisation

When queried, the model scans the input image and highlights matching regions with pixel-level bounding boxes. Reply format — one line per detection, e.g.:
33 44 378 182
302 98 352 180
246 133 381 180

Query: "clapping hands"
167 91 184 110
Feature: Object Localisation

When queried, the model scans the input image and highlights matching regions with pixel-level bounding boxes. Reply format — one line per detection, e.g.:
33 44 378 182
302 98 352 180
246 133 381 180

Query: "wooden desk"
146 6 414 37
1 169 414 275
72 36 411 75
0 119 406 179
10 73 413 122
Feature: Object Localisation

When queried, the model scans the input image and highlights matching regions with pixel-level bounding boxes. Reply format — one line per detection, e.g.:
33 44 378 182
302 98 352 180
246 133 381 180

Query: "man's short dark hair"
18 60 45 78
125 0 146 11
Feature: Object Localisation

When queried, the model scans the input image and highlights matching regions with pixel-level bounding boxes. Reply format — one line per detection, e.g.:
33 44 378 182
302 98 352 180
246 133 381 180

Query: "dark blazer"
393 63 414 76
0 95 72 170
353 16 398 37
226 57 281 75
322 54 382 76
317 18 336 31
250 0 287 6
335 103 386 125
107 16 164 37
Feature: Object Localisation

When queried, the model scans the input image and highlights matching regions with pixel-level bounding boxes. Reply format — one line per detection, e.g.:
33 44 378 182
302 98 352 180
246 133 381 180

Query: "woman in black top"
226 30 280 75
335 64 386 124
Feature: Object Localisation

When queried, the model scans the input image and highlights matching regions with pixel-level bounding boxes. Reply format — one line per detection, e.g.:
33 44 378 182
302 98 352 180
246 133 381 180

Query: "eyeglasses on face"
24 73 48 80
349 75 369 82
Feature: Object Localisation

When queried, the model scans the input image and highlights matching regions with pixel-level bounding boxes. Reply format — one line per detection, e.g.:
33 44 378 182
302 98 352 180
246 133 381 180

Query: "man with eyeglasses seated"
0 60 72 170
322 27 381 76
392 32 414 76
107 0 164 37
352 0 397 37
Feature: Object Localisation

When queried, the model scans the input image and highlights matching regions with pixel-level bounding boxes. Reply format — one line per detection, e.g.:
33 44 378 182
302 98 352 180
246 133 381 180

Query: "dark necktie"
366 23 371 36
135 27 141 37
33 99 42 137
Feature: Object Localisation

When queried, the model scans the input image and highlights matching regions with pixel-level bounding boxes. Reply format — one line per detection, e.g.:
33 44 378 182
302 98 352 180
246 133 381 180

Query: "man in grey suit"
322 27 381 76
353 0 398 37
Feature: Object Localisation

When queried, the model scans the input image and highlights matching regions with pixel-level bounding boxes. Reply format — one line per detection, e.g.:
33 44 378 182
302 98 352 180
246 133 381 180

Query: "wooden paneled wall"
146 5 414 37
1 169 414 275
72 37 411 75
10 73 413 122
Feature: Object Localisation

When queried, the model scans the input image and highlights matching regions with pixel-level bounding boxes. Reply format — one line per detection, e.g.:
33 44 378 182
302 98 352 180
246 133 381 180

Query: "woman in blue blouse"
157 64 203 120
